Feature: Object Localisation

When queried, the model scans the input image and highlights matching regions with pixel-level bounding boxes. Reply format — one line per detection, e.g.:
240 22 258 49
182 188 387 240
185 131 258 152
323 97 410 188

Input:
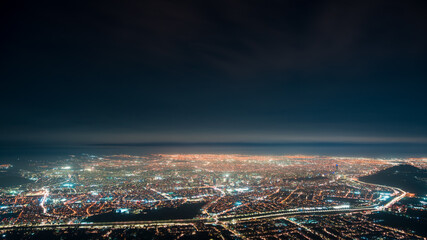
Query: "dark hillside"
360 165 427 195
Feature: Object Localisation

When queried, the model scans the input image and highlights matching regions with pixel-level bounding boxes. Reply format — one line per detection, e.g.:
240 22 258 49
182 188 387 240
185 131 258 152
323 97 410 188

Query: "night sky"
1 1 426 147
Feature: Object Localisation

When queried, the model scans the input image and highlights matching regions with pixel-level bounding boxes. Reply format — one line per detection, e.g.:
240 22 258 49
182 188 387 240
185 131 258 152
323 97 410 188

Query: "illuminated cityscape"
0 154 425 239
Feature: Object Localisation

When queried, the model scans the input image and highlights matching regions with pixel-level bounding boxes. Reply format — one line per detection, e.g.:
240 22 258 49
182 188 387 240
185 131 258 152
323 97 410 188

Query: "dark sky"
1 0 426 146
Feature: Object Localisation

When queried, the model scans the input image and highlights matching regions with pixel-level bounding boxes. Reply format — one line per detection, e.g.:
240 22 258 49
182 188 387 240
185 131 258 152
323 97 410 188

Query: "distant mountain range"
359 164 427 195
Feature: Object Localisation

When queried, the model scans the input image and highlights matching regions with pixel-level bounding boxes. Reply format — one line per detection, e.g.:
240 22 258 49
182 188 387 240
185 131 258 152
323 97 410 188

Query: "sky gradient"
1 0 426 147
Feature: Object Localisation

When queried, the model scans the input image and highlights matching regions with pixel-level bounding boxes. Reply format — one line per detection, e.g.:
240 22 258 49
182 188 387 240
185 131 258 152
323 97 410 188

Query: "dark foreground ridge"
360 164 427 195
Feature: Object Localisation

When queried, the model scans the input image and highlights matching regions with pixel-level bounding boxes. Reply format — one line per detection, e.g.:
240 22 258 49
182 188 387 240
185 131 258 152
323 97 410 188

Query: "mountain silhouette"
360 164 427 195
